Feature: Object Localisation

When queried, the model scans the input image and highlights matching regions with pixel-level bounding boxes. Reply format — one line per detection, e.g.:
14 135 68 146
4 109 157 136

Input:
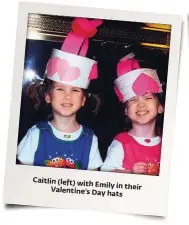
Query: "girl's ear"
45 92 51 103
81 95 86 106
124 102 128 115
158 104 164 114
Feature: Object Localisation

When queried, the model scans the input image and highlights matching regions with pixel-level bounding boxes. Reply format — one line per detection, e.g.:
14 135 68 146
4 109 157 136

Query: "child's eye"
145 97 153 100
129 98 137 102
73 89 80 92
57 88 64 91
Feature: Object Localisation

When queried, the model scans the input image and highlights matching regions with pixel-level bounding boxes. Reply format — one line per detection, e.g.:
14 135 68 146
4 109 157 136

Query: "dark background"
18 17 169 160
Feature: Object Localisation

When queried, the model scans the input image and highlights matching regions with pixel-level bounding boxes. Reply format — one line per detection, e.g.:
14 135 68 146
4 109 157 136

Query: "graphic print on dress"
146 161 160 175
44 152 81 169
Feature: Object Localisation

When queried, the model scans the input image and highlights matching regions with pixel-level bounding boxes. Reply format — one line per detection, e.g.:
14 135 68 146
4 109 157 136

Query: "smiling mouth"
136 110 149 116
61 103 73 107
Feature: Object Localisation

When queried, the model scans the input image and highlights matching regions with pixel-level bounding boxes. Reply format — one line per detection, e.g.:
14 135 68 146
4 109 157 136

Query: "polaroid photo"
3 1 182 217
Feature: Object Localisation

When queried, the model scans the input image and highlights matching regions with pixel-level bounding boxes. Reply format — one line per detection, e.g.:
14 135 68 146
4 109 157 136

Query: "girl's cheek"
125 106 132 116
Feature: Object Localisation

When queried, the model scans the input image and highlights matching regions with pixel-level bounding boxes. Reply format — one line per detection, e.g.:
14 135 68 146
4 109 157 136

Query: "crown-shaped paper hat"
45 18 103 89
114 53 163 102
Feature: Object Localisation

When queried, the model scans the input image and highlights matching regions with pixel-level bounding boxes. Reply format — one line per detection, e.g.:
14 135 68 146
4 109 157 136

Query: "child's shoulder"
27 124 40 136
26 122 47 137
19 124 40 144
82 125 95 137
114 132 132 143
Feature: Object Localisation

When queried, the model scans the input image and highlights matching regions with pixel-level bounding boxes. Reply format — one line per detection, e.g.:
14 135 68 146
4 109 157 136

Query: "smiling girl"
101 53 164 175
17 17 103 170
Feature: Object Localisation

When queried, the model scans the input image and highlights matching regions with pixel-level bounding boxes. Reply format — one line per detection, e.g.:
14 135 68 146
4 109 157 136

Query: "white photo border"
3 1 182 217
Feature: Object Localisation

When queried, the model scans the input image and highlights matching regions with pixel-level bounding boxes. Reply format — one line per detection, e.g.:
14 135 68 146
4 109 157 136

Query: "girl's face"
125 92 163 125
45 82 86 118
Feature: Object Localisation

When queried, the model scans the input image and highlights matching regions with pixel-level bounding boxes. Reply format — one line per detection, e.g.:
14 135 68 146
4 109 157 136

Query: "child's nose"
64 91 72 99
137 100 146 108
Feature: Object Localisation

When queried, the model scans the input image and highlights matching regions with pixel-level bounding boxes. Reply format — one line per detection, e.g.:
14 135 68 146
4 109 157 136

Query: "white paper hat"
45 18 103 89
114 53 163 102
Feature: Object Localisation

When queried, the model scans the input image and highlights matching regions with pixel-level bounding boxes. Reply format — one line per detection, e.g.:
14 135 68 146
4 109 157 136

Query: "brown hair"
86 92 101 115
26 78 101 115
26 78 54 110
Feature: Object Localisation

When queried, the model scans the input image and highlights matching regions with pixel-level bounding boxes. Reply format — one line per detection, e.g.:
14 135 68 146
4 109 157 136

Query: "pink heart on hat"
47 57 59 78
47 57 80 82
132 73 159 96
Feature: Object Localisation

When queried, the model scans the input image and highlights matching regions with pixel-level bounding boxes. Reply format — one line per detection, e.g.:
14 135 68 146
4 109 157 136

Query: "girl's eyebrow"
129 97 137 101
143 92 153 97
54 85 65 88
